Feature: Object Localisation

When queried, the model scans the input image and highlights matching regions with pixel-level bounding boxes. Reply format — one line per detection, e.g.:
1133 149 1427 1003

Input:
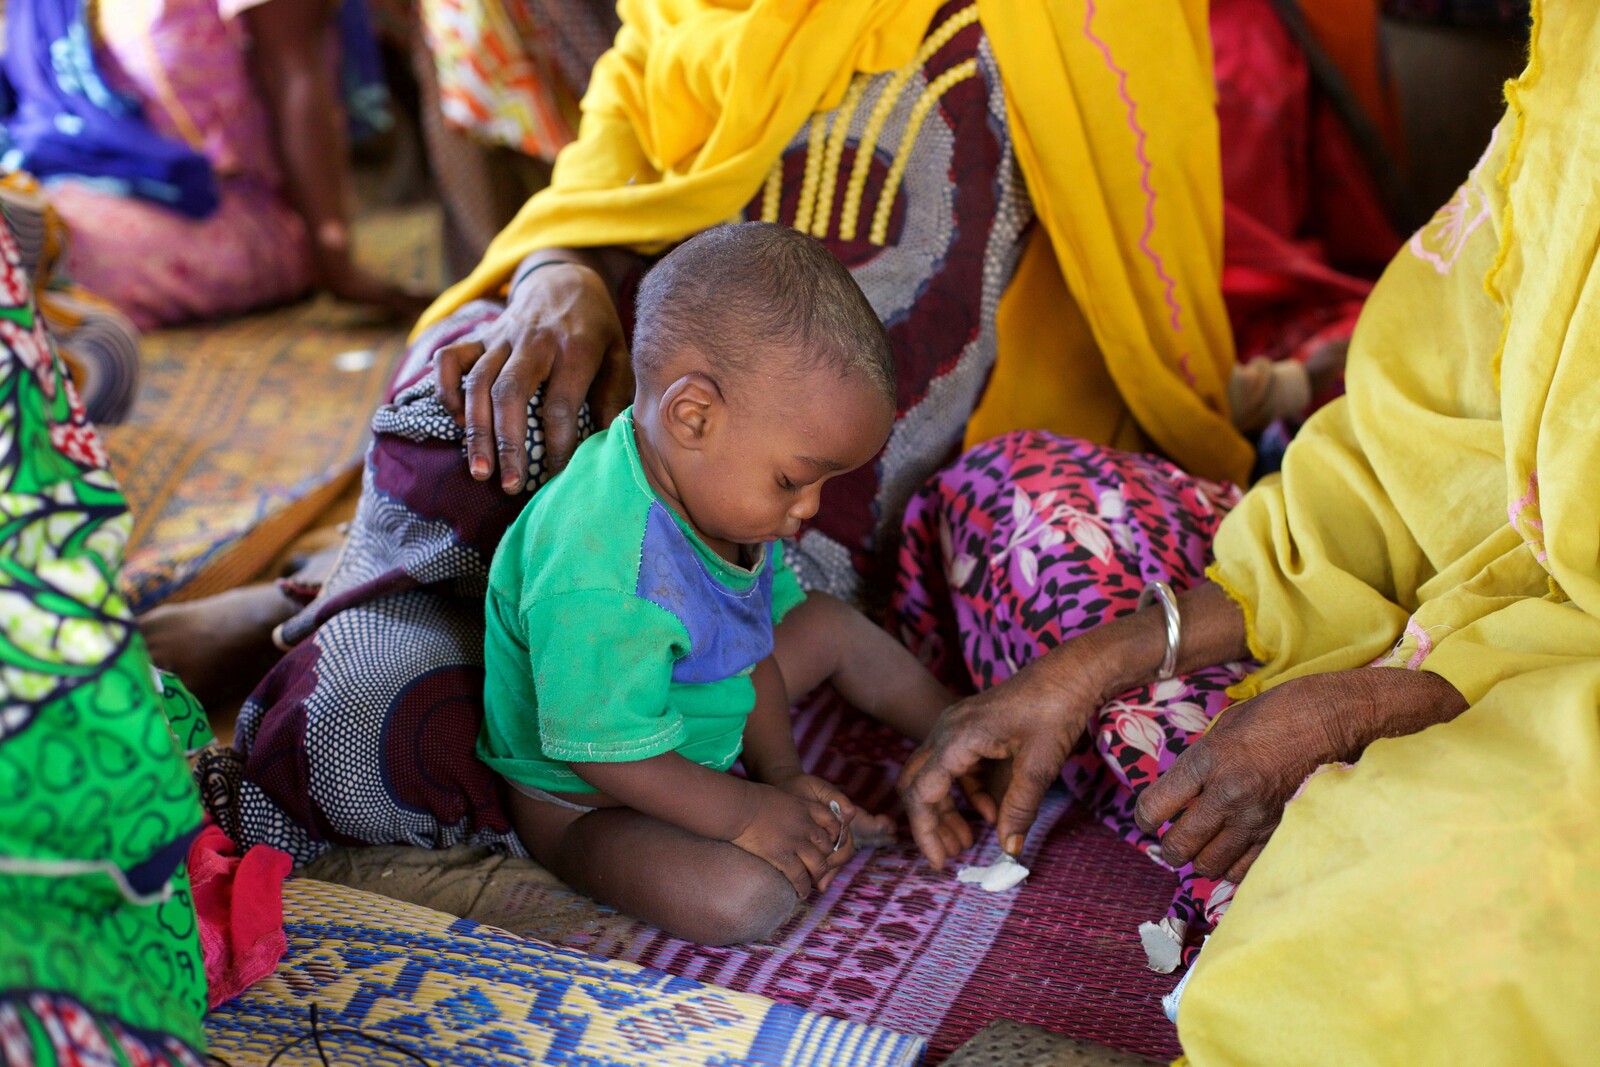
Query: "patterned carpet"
310 693 1187 1065
205 878 925 1067
105 204 439 612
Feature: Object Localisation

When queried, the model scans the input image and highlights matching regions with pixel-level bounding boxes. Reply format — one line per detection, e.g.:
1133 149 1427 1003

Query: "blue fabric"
636 501 777 686
338 0 394 144
0 0 219 218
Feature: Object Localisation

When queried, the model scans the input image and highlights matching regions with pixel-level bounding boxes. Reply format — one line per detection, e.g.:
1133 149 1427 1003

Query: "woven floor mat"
942 1020 1160 1066
107 203 438 612
205 877 925 1066
303 695 1186 1064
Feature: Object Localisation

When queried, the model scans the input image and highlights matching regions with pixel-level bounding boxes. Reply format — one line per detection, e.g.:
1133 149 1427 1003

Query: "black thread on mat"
259 1004 434 1067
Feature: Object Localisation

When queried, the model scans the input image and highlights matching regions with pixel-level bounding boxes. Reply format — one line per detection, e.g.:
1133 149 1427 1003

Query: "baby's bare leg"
773 593 955 740
505 786 797 945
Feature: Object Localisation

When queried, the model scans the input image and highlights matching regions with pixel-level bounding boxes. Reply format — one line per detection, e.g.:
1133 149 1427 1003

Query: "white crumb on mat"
1139 918 1184 974
956 851 1030 893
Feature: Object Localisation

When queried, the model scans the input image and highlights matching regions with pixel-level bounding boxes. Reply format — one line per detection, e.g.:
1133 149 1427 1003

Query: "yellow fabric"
974 0 1245 481
1185 2 1600 1060
415 0 1251 485
417 0 946 304
971 230 1149 456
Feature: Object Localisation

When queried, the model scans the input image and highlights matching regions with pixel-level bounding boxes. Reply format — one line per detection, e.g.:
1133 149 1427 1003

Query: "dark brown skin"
244 0 433 320
434 248 639 492
503 357 963 945
897 580 1469 882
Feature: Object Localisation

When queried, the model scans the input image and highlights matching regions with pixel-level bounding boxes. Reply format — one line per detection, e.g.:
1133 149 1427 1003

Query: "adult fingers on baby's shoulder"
591 339 634 429
541 329 606 474
461 345 513 482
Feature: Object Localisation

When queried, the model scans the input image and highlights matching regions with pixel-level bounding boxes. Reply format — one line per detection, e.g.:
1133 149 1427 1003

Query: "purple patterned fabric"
229 301 592 861
892 431 1250 966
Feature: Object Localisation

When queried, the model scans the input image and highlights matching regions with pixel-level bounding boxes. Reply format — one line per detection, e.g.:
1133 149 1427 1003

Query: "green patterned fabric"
0 218 208 1062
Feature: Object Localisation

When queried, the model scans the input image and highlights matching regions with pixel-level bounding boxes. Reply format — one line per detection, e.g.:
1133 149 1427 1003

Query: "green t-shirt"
480 409 807 792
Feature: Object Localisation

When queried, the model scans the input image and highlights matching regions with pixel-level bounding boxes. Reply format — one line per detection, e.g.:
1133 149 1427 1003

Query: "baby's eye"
778 475 799 492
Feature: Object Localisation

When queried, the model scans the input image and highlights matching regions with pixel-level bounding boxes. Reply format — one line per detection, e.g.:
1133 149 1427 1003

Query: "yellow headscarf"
1184 3 1600 1060
415 0 1252 484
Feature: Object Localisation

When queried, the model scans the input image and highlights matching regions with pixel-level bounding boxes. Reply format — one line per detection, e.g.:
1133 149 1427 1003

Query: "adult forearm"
572 754 759 841
245 0 347 276
1327 667 1470 759
513 246 639 296
1025 579 1251 709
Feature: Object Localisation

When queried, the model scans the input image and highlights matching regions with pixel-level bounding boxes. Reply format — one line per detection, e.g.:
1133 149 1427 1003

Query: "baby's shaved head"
631 222 895 404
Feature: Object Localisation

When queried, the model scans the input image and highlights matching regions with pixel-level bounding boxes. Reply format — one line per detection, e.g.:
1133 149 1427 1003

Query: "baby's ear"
658 371 724 449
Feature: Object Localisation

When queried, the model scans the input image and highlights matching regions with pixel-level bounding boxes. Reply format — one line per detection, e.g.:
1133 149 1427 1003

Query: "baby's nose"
789 487 823 521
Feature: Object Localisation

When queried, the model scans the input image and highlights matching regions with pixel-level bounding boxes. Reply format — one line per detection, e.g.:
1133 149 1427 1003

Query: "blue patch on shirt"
635 502 774 685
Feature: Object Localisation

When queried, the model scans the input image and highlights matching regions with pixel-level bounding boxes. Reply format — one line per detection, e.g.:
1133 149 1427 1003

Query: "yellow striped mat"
205 878 926 1067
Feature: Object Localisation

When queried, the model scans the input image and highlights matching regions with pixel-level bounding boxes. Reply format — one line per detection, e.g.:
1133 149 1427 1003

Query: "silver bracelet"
1137 580 1181 681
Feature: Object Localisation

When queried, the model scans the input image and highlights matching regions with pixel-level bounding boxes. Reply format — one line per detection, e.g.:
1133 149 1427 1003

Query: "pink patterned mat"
499 693 1184 1064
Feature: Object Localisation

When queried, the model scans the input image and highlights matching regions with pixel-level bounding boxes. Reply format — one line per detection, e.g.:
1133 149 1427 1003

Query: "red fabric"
188 821 294 1008
1213 0 1400 403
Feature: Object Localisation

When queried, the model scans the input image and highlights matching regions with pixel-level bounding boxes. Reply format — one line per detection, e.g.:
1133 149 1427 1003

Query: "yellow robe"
1189 1 1600 1060
414 0 1253 484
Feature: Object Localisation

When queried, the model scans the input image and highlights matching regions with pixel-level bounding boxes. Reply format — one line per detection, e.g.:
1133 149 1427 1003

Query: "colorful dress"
893 432 1248 970
905 4 1600 1060
0 213 210 1062
38 0 312 329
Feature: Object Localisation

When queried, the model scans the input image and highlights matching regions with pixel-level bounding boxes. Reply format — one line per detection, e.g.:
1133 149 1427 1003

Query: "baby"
479 222 970 946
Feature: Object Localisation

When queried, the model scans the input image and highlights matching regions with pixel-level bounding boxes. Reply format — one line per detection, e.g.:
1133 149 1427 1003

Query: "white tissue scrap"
1139 918 1185 974
956 852 1030 893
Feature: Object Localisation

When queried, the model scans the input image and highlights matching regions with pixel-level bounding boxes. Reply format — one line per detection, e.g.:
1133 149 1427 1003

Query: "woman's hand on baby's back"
434 249 635 493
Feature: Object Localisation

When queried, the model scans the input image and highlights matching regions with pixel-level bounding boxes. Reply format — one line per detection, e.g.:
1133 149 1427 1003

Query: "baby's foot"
851 810 897 850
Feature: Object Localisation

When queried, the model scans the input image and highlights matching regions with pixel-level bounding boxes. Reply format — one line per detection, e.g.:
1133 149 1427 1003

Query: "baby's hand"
732 782 848 897
774 773 896 853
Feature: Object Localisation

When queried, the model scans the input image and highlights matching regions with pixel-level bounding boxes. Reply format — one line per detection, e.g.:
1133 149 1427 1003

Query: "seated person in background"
1 0 430 327
487 223 970 945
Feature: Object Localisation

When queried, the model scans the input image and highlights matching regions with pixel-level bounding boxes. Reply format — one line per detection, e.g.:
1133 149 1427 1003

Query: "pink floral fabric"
893 430 1251 966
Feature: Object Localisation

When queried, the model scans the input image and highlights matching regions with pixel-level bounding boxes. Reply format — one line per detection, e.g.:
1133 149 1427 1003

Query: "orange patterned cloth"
418 0 583 161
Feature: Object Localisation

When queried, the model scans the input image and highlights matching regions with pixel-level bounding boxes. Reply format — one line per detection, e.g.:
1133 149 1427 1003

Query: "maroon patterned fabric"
743 1 1032 605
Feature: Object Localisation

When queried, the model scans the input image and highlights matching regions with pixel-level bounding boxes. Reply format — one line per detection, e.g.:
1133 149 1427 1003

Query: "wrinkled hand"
434 259 633 493
732 780 851 897
897 666 1094 870
1134 671 1362 883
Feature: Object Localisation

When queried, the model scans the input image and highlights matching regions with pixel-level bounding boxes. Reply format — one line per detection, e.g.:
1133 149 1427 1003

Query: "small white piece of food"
956 851 1030 892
